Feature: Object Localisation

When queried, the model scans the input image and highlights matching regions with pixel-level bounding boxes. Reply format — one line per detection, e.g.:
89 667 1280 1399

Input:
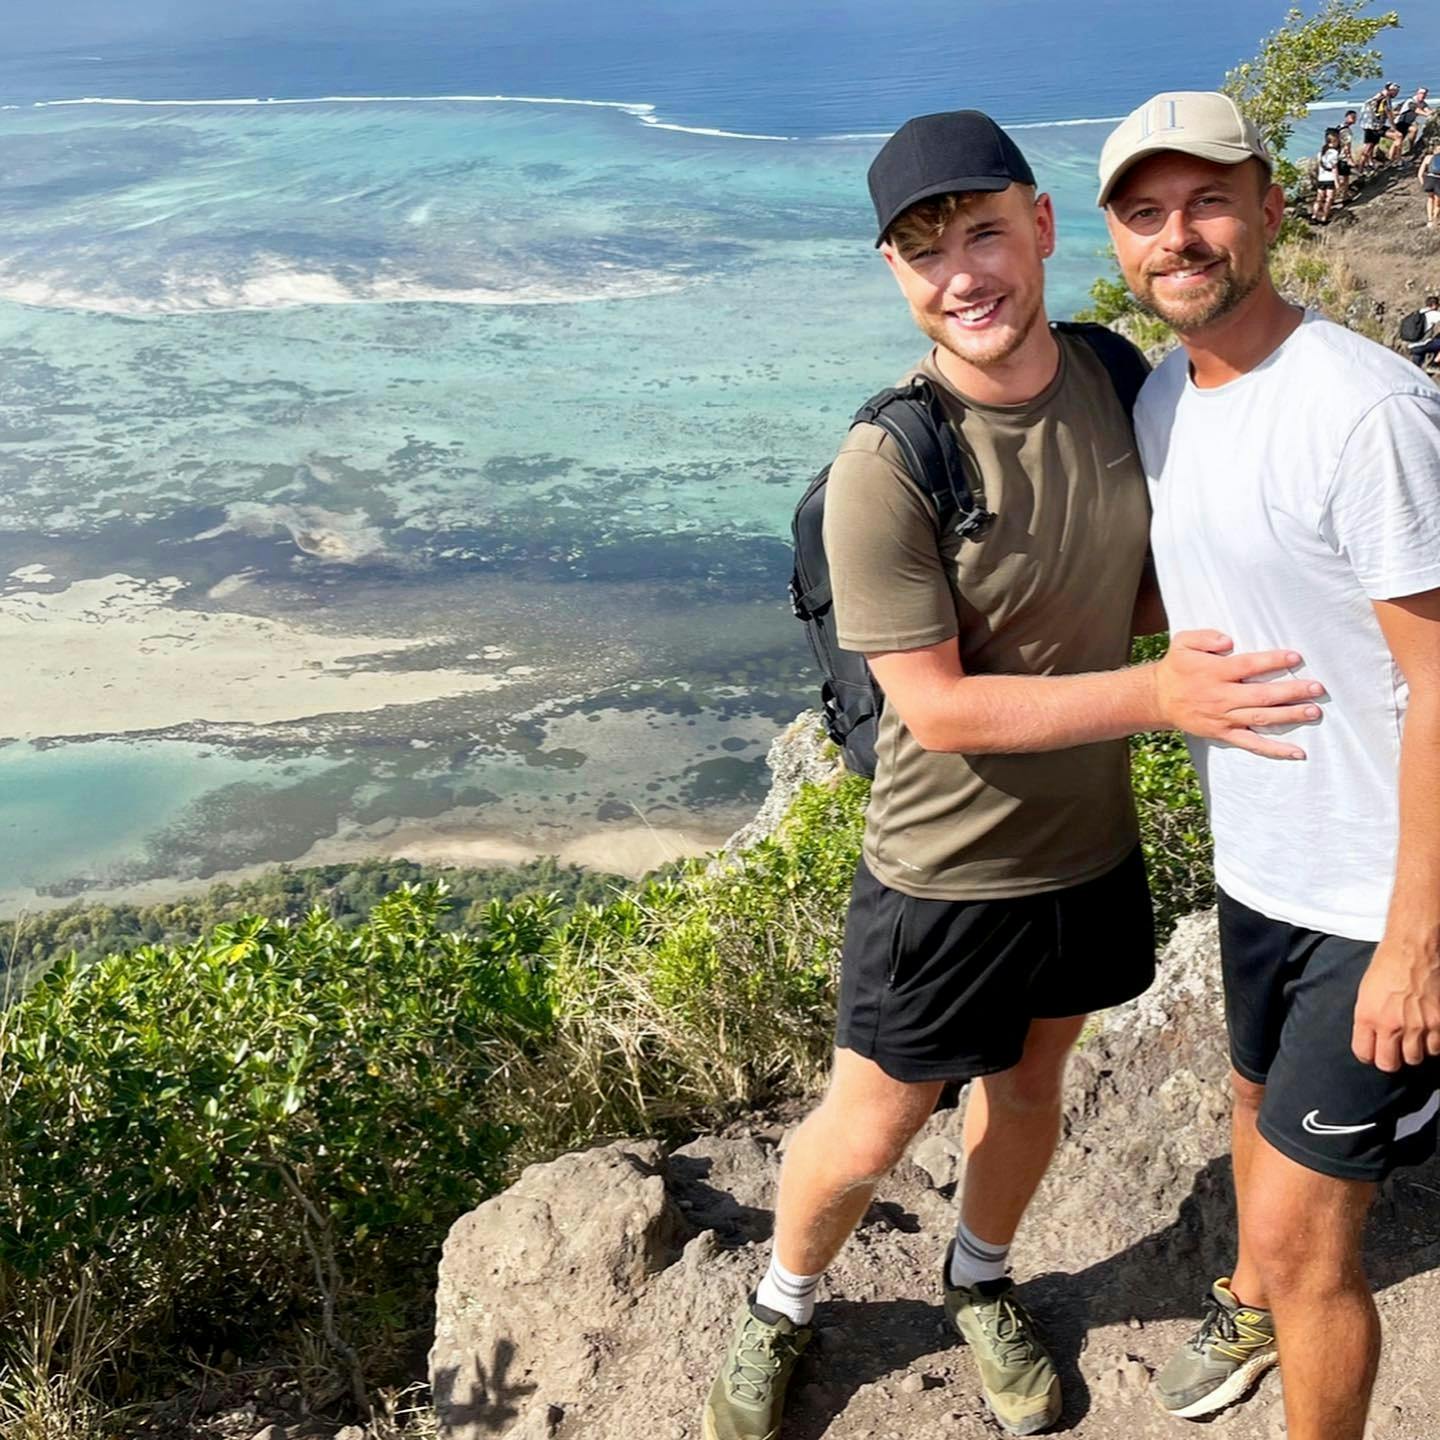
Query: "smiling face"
880 185 1055 370
1104 153 1284 335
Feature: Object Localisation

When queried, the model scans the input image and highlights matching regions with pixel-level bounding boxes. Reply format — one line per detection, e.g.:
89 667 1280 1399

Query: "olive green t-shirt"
823 332 1150 899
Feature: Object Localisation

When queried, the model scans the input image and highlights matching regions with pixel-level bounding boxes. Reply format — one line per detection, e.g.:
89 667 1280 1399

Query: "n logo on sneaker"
1302 1109 1377 1136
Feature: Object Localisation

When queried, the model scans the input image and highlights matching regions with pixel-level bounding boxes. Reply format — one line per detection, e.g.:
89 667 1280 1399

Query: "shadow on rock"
667 1151 775 1246
431 1339 539 1434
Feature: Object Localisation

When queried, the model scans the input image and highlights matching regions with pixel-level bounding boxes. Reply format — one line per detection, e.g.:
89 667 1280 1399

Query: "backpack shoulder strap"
851 378 996 541
1052 320 1151 418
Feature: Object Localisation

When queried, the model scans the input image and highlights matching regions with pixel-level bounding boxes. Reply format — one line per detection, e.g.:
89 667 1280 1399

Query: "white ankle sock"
948 1218 1011 1287
755 1252 823 1326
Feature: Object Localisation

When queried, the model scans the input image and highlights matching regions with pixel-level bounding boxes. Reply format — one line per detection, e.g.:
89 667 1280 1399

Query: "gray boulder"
429 1141 690 1439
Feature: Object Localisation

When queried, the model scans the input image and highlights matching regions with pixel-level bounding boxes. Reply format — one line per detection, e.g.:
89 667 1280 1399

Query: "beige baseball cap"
1097 91 1272 206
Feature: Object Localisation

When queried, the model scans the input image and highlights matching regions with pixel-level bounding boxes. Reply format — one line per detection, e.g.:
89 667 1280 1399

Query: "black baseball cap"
868 110 1036 247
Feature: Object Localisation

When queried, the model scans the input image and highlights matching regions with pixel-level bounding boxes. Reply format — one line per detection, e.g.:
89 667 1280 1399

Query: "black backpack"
789 322 1151 778
1400 309 1428 343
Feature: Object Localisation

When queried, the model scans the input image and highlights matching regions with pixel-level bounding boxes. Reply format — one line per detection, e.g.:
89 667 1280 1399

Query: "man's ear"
879 241 899 274
1262 180 1287 244
1034 192 1057 259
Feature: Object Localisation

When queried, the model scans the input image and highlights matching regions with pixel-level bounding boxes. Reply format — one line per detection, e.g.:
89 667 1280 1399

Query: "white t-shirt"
1317 147 1339 182
1137 312 1440 941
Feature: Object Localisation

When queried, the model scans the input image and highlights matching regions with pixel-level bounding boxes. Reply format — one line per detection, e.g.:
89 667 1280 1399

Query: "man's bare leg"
1242 1139 1379 1440
1225 1070 1270 1307
960 1014 1088 1246
770 1048 943 1276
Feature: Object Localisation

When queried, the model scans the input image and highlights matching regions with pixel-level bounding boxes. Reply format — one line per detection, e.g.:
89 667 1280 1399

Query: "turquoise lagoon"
0 80 1412 905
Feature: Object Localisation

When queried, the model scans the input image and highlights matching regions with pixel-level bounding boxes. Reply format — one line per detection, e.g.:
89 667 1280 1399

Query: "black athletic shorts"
1425 176 1440 196
835 846 1156 1083
1365 127 1384 144
1219 890 1440 1182
1339 160 1353 176
1316 179 1336 191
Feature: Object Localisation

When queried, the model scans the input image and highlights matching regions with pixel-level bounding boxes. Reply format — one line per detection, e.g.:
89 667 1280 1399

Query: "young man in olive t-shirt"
701 111 1326 1440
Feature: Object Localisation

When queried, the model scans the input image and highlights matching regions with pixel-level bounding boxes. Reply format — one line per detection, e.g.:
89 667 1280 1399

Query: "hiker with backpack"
1419 140 1440 228
1337 110 1358 204
1357 83 1399 172
703 109 1325 1440
1400 294 1440 367
1104 89 1440 1440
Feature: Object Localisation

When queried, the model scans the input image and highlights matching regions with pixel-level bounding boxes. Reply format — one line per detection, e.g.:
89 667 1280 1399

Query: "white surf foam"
25 92 794 140
0 259 695 316
13 90 1374 142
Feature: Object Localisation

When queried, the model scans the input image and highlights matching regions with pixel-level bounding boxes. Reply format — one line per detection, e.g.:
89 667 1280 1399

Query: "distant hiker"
1356 82 1399 171
703 108 1324 1440
1337 109 1357 203
1403 295 1440 368
1102 90 1440 1440
1420 139 1440 227
1387 85 1431 160
1311 129 1341 224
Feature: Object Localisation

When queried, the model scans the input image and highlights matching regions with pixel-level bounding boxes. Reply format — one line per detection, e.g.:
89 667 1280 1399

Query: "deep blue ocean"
7 0 1440 135
2 2 1437 908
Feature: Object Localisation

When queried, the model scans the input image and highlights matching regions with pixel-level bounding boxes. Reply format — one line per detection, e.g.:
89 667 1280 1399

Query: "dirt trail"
1301 141 1440 334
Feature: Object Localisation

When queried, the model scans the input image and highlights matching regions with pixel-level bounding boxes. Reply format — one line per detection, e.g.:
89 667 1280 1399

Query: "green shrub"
490 772 867 1161
0 887 558 1412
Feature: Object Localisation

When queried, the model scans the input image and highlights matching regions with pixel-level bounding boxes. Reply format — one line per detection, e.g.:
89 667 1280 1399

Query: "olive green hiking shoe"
943 1243 1061 1436
702 1297 813 1440
1155 1278 1277 1419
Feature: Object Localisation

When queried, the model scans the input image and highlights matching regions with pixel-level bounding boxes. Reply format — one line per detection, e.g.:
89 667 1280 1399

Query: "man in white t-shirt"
1099 92 1440 1440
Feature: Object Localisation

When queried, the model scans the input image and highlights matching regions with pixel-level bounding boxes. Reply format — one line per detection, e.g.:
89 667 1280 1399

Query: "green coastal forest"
0 5 1412 1437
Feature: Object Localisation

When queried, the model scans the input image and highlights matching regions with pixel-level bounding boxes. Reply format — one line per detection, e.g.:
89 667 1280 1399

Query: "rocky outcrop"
428 1142 690 1439
431 911 1440 1439
715 712 844 861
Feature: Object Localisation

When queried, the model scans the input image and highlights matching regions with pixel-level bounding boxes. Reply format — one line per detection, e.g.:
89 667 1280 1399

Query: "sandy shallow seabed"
0 572 512 742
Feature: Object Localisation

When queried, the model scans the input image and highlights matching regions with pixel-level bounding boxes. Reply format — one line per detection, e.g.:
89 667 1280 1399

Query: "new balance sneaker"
943 1243 1062 1436
701 1297 813 1440
1154 1278 1277 1419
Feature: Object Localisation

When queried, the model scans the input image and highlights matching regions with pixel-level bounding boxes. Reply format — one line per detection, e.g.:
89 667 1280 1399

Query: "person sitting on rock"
702 108 1323 1440
1102 90 1440 1440
1405 295 1440 368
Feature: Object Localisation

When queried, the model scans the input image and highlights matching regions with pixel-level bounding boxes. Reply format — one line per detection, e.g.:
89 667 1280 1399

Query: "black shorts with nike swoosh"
1220 890 1440 1182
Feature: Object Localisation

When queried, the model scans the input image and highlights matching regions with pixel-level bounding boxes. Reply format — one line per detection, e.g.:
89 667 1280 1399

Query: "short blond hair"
884 186 1036 255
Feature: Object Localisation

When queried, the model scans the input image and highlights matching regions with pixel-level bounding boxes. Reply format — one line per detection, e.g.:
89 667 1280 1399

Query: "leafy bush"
0 888 559 1416
490 773 868 1162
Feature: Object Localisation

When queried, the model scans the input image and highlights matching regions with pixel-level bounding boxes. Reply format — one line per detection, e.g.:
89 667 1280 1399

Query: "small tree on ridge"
1224 1 1401 172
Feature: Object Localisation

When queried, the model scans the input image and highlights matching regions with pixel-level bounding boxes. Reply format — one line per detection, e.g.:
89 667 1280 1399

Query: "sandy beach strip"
0 818 737 920
1 573 510 742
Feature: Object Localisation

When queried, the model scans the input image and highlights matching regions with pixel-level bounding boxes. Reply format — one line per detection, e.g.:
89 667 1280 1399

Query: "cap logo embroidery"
1140 100 1184 139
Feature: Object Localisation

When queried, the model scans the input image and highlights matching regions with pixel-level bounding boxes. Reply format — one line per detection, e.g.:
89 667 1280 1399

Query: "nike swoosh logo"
1106 452 1134 469
1302 1109 1378 1136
